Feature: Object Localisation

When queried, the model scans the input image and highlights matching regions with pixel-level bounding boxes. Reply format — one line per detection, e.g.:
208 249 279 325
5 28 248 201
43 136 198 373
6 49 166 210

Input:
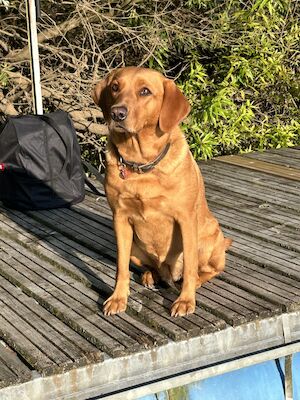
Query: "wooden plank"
42 235 226 333
79 179 300 295
0 207 70 247
0 340 32 389
207 279 280 317
0 278 104 373
26 209 116 258
220 270 297 311
223 230 300 280
202 160 300 197
0 354 18 389
0 210 56 243
268 148 300 159
0 258 131 357
0 342 31 384
197 284 274 326
0 310 60 376
74 164 298 326
213 207 300 252
0 193 294 331
202 160 300 194
0 278 102 365
1 205 296 332
215 155 300 181
227 254 300 294
81 278 209 338
72 202 113 228
8 191 298 290
0 240 144 356
194 290 245 326
82 180 300 246
0 209 229 337
226 227 300 268
205 188 300 231
1 151 299 349
0 220 190 342
84 194 112 213
148 285 226 332
0 234 190 343
221 255 300 312
200 166 300 213
3 210 266 332
23 202 106 246
81 181 300 239
18 237 220 338
243 151 300 169
0 301 75 372
47 208 116 250
53 208 114 238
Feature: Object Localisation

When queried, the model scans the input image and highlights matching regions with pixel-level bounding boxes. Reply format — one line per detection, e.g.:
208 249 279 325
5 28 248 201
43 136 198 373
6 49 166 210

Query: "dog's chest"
117 186 177 260
118 188 171 220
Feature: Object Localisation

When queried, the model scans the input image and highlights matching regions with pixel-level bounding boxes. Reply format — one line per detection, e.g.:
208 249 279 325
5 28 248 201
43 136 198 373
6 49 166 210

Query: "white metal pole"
25 0 43 115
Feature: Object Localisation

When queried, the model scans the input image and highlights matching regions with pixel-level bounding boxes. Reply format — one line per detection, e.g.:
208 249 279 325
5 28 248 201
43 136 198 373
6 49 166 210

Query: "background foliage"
0 0 299 162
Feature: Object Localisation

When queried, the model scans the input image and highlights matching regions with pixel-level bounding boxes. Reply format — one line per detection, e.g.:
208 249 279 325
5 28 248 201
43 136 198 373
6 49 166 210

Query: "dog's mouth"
111 122 136 135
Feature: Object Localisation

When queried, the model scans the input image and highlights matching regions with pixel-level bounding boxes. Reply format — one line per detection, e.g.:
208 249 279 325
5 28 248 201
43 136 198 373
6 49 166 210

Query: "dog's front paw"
103 294 127 316
171 297 195 317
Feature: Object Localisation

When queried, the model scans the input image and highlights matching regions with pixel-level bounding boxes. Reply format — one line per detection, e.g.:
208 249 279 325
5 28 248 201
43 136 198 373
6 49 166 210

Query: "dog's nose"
111 106 128 122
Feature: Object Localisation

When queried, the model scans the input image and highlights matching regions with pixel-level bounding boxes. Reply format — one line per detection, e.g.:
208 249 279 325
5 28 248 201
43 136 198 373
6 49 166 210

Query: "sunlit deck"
0 147 300 400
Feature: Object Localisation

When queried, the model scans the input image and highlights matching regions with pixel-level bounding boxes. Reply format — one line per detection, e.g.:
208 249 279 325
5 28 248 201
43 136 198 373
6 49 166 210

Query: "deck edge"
1 311 300 400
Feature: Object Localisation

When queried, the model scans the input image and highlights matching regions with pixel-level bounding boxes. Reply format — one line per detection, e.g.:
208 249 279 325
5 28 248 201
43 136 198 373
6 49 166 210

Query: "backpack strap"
82 160 105 197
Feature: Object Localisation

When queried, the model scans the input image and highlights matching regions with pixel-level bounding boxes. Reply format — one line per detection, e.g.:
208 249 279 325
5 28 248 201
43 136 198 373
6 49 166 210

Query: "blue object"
293 353 300 399
138 353 300 400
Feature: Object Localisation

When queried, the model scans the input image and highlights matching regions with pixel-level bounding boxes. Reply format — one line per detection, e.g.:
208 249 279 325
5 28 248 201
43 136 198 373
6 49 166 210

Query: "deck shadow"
0 200 175 321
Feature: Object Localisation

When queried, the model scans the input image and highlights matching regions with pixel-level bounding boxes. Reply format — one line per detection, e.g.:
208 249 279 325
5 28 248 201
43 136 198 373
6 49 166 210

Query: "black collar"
117 142 171 174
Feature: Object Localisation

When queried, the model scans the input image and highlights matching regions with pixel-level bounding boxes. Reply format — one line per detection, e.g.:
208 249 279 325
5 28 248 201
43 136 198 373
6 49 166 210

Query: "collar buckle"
132 163 143 173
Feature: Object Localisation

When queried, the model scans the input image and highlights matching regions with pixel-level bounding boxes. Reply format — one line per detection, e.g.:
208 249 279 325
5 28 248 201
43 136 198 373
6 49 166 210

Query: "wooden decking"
0 147 300 399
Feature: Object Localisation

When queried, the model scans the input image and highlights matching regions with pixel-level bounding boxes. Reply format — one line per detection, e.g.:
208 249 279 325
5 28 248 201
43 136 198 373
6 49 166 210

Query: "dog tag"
118 163 128 179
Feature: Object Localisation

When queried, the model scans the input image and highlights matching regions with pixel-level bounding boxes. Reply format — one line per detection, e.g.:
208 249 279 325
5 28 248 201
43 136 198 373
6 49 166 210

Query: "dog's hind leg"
196 233 232 288
141 270 160 288
196 245 227 288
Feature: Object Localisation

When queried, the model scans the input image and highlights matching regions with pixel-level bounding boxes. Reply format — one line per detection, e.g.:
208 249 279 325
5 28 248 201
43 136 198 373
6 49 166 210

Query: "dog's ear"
159 79 190 133
92 79 106 106
92 77 111 120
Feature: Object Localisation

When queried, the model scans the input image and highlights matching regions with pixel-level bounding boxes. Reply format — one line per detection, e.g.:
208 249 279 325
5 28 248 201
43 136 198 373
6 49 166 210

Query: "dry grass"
1 0 210 163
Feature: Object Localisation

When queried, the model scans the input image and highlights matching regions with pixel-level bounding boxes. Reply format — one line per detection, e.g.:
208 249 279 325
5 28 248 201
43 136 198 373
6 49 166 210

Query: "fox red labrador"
93 67 231 317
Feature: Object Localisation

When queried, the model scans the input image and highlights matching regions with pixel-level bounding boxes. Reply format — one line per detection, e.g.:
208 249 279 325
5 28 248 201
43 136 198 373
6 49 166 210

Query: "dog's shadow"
0 195 174 318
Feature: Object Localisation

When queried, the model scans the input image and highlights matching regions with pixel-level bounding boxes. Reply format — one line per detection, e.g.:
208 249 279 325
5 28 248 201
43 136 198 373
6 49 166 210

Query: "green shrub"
145 0 300 159
2 0 299 159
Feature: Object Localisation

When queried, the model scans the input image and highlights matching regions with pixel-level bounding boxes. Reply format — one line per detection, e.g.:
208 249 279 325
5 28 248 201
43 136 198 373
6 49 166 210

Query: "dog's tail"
224 237 233 251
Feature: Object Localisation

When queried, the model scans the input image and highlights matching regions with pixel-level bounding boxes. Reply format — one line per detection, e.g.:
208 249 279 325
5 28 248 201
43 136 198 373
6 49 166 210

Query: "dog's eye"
111 83 119 92
140 87 151 96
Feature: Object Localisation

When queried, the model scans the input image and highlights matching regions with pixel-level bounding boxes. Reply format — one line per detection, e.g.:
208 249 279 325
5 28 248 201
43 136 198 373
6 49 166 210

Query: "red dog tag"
118 163 130 179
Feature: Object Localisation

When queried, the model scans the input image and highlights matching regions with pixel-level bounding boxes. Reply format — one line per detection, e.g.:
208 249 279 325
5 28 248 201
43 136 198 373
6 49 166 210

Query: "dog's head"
92 67 190 136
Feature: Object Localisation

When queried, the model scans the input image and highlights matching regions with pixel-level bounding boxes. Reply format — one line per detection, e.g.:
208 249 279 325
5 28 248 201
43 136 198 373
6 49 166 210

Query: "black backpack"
0 109 85 210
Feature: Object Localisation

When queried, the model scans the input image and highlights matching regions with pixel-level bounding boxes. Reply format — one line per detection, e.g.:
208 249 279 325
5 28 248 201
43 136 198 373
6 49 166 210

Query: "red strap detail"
0 163 5 171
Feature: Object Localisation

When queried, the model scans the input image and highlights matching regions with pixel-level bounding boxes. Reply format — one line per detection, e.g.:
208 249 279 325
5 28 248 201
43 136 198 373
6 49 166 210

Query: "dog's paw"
171 297 195 317
142 271 156 289
103 295 127 316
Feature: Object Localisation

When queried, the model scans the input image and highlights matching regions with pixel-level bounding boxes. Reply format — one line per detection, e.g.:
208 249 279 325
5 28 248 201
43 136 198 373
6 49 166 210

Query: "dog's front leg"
171 214 198 317
103 212 133 315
